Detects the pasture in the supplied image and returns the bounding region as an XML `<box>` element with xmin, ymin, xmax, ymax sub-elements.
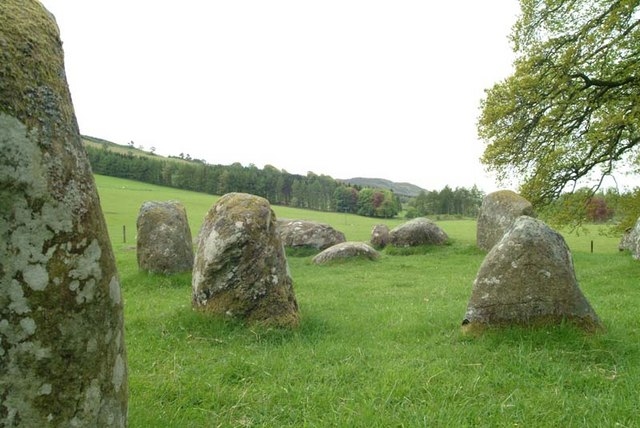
<box><xmin>94</xmin><ymin>174</ymin><xmax>640</xmax><ymax>427</ymax></box>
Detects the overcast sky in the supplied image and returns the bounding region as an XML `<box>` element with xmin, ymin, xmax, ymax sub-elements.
<box><xmin>39</xmin><ymin>1</ymin><xmax>521</xmax><ymax>192</ymax></box>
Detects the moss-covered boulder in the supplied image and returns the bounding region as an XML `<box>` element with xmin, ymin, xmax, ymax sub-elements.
<box><xmin>0</xmin><ymin>2</ymin><xmax>127</xmax><ymax>426</ymax></box>
<box><xmin>463</xmin><ymin>216</ymin><xmax>601</xmax><ymax>333</ymax></box>
<box><xmin>476</xmin><ymin>190</ymin><xmax>535</xmax><ymax>251</ymax></box>
<box><xmin>389</xmin><ymin>218</ymin><xmax>448</xmax><ymax>247</ymax></box>
<box><xmin>312</xmin><ymin>242</ymin><xmax>380</xmax><ymax>264</ymax></box>
<box><xmin>192</xmin><ymin>193</ymin><xmax>299</xmax><ymax>327</ymax></box>
<box><xmin>276</xmin><ymin>219</ymin><xmax>346</xmax><ymax>250</ymax></box>
<box><xmin>136</xmin><ymin>200</ymin><xmax>194</xmax><ymax>274</ymax></box>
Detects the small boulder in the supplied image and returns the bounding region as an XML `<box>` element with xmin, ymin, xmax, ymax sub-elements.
<box><xmin>136</xmin><ymin>200</ymin><xmax>194</xmax><ymax>274</ymax></box>
<box><xmin>277</xmin><ymin>219</ymin><xmax>346</xmax><ymax>250</ymax></box>
<box><xmin>463</xmin><ymin>216</ymin><xmax>601</xmax><ymax>332</ymax></box>
<box><xmin>389</xmin><ymin>218</ymin><xmax>448</xmax><ymax>247</ymax></box>
<box><xmin>312</xmin><ymin>242</ymin><xmax>380</xmax><ymax>264</ymax></box>
<box><xmin>192</xmin><ymin>193</ymin><xmax>299</xmax><ymax>327</ymax></box>
<box><xmin>370</xmin><ymin>224</ymin><xmax>390</xmax><ymax>249</ymax></box>
<box><xmin>476</xmin><ymin>190</ymin><xmax>535</xmax><ymax>251</ymax></box>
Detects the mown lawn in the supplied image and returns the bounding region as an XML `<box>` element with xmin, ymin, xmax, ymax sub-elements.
<box><xmin>95</xmin><ymin>174</ymin><xmax>640</xmax><ymax>427</ymax></box>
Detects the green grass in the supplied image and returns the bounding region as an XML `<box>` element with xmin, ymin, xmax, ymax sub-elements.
<box><xmin>94</xmin><ymin>175</ymin><xmax>640</xmax><ymax>427</ymax></box>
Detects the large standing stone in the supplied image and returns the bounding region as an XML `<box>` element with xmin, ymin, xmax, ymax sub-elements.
<box><xmin>0</xmin><ymin>2</ymin><xmax>127</xmax><ymax>426</ymax></box>
<box><xmin>192</xmin><ymin>193</ymin><xmax>299</xmax><ymax>327</ymax></box>
<box><xmin>389</xmin><ymin>218</ymin><xmax>448</xmax><ymax>247</ymax></box>
<box><xmin>463</xmin><ymin>216</ymin><xmax>601</xmax><ymax>332</ymax></box>
<box><xmin>476</xmin><ymin>190</ymin><xmax>535</xmax><ymax>251</ymax></box>
<box><xmin>276</xmin><ymin>219</ymin><xmax>346</xmax><ymax>250</ymax></box>
<box><xmin>136</xmin><ymin>200</ymin><xmax>194</xmax><ymax>274</ymax></box>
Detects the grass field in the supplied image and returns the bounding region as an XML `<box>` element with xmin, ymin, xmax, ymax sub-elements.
<box><xmin>94</xmin><ymin>174</ymin><xmax>640</xmax><ymax>427</ymax></box>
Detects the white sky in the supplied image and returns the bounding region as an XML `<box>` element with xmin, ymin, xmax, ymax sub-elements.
<box><xmin>39</xmin><ymin>1</ymin><xmax>521</xmax><ymax>192</ymax></box>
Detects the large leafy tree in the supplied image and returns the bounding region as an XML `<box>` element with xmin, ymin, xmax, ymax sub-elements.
<box><xmin>479</xmin><ymin>0</ymin><xmax>640</xmax><ymax>207</ymax></box>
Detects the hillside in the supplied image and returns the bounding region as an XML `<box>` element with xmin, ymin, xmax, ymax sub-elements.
<box><xmin>340</xmin><ymin>177</ymin><xmax>426</xmax><ymax>197</ymax></box>
<box><xmin>82</xmin><ymin>135</ymin><xmax>427</xmax><ymax>197</ymax></box>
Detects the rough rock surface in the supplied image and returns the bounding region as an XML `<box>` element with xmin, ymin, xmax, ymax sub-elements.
<box><xmin>276</xmin><ymin>219</ymin><xmax>346</xmax><ymax>250</ymax></box>
<box><xmin>632</xmin><ymin>218</ymin><xmax>640</xmax><ymax>260</ymax></box>
<box><xmin>136</xmin><ymin>200</ymin><xmax>194</xmax><ymax>274</ymax></box>
<box><xmin>370</xmin><ymin>224</ymin><xmax>390</xmax><ymax>249</ymax></box>
<box><xmin>312</xmin><ymin>242</ymin><xmax>380</xmax><ymax>264</ymax></box>
<box><xmin>463</xmin><ymin>216</ymin><xmax>601</xmax><ymax>332</ymax></box>
<box><xmin>192</xmin><ymin>193</ymin><xmax>299</xmax><ymax>327</ymax></box>
<box><xmin>618</xmin><ymin>227</ymin><xmax>635</xmax><ymax>252</ymax></box>
<box><xmin>0</xmin><ymin>2</ymin><xmax>127</xmax><ymax>425</ymax></box>
<box><xmin>477</xmin><ymin>190</ymin><xmax>535</xmax><ymax>251</ymax></box>
<box><xmin>389</xmin><ymin>218</ymin><xmax>448</xmax><ymax>247</ymax></box>
<box><xmin>619</xmin><ymin>217</ymin><xmax>640</xmax><ymax>258</ymax></box>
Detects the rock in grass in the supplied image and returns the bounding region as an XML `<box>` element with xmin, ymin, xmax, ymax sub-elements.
<box><xmin>276</xmin><ymin>219</ymin><xmax>346</xmax><ymax>250</ymax></box>
<box><xmin>192</xmin><ymin>193</ymin><xmax>299</xmax><ymax>327</ymax></box>
<box><xmin>476</xmin><ymin>190</ymin><xmax>535</xmax><ymax>251</ymax></box>
<box><xmin>312</xmin><ymin>242</ymin><xmax>380</xmax><ymax>264</ymax></box>
<box><xmin>463</xmin><ymin>216</ymin><xmax>601</xmax><ymax>332</ymax></box>
<box><xmin>370</xmin><ymin>224</ymin><xmax>390</xmax><ymax>249</ymax></box>
<box><xmin>0</xmin><ymin>2</ymin><xmax>127</xmax><ymax>425</ymax></box>
<box><xmin>389</xmin><ymin>218</ymin><xmax>448</xmax><ymax>247</ymax></box>
<box><xmin>136</xmin><ymin>200</ymin><xmax>194</xmax><ymax>274</ymax></box>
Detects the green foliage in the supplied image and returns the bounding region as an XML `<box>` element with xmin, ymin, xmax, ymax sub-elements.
<box><xmin>95</xmin><ymin>175</ymin><xmax>640</xmax><ymax>426</ymax></box>
<box><xmin>407</xmin><ymin>185</ymin><xmax>485</xmax><ymax>218</ymax></box>
<box><xmin>479</xmin><ymin>0</ymin><xmax>640</xmax><ymax>207</ymax></box>
<box><xmin>356</xmin><ymin>188</ymin><xmax>400</xmax><ymax>218</ymax></box>
<box><xmin>86</xmin><ymin>141</ymin><xmax>404</xmax><ymax>219</ymax></box>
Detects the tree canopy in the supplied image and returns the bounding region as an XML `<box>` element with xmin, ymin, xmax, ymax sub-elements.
<box><xmin>479</xmin><ymin>0</ymin><xmax>640</xmax><ymax>207</ymax></box>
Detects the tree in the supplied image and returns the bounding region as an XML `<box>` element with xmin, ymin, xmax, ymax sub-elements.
<box><xmin>479</xmin><ymin>0</ymin><xmax>640</xmax><ymax>207</ymax></box>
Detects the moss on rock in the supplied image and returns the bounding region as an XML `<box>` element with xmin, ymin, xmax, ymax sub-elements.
<box><xmin>1</xmin><ymin>2</ymin><xmax>127</xmax><ymax>425</ymax></box>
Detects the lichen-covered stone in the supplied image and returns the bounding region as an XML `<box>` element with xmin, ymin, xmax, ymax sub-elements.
<box><xmin>463</xmin><ymin>216</ymin><xmax>601</xmax><ymax>333</ymax></box>
<box><xmin>370</xmin><ymin>224</ymin><xmax>390</xmax><ymax>249</ymax></box>
<box><xmin>136</xmin><ymin>200</ymin><xmax>194</xmax><ymax>274</ymax></box>
<box><xmin>389</xmin><ymin>218</ymin><xmax>448</xmax><ymax>247</ymax></box>
<box><xmin>312</xmin><ymin>242</ymin><xmax>380</xmax><ymax>264</ymax></box>
<box><xmin>476</xmin><ymin>190</ymin><xmax>535</xmax><ymax>251</ymax></box>
<box><xmin>192</xmin><ymin>193</ymin><xmax>299</xmax><ymax>327</ymax></box>
<box><xmin>276</xmin><ymin>219</ymin><xmax>346</xmax><ymax>250</ymax></box>
<box><xmin>0</xmin><ymin>2</ymin><xmax>127</xmax><ymax>426</ymax></box>
<box><xmin>619</xmin><ymin>217</ymin><xmax>640</xmax><ymax>258</ymax></box>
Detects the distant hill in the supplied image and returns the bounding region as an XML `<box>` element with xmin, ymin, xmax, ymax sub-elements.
<box><xmin>340</xmin><ymin>177</ymin><xmax>426</xmax><ymax>197</ymax></box>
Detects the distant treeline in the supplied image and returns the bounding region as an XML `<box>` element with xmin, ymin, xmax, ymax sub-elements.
<box><xmin>85</xmin><ymin>144</ymin><xmax>401</xmax><ymax>217</ymax></box>
<box><xmin>85</xmin><ymin>143</ymin><xmax>488</xmax><ymax>218</ymax></box>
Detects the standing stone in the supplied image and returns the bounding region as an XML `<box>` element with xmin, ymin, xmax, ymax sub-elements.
<box><xmin>389</xmin><ymin>218</ymin><xmax>448</xmax><ymax>247</ymax></box>
<box><xmin>0</xmin><ymin>2</ymin><xmax>127</xmax><ymax>426</ymax></box>
<box><xmin>463</xmin><ymin>216</ymin><xmax>601</xmax><ymax>332</ymax></box>
<box><xmin>192</xmin><ymin>193</ymin><xmax>299</xmax><ymax>327</ymax></box>
<box><xmin>136</xmin><ymin>200</ymin><xmax>194</xmax><ymax>274</ymax></box>
<box><xmin>370</xmin><ymin>224</ymin><xmax>390</xmax><ymax>249</ymax></box>
<box><xmin>620</xmin><ymin>217</ymin><xmax>640</xmax><ymax>259</ymax></box>
<box><xmin>476</xmin><ymin>190</ymin><xmax>535</xmax><ymax>251</ymax></box>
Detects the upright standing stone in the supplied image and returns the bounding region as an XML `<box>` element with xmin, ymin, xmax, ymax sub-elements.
<box><xmin>463</xmin><ymin>216</ymin><xmax>601</xmax><ymax>332</ymax></box>
<box><xmin>136</xmin><ymin>200</ymin><xmax>194</xmax><ymax>274</ymax></box>
<box><xmin>1</xmin><ymin>2</ymin><xmax>127</xmax><ymax>426</ymax></box>
<box><xmin>192</xmin><ymin>193</ymin><xmax>299</xmax><ymax>327</ymax></box>
<box><xmin>476</xmin><ymin>190</ymin><xmax>535</xmax><ymax>251</ymax></box>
